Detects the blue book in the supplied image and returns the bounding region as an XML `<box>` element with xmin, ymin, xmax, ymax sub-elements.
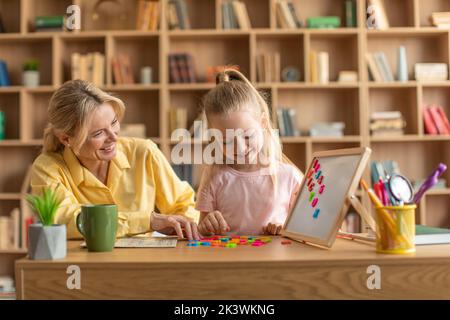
<box><xmin>0</xmin><ymin>60</ymin><xmax>11</xmax><ymax>86</ymax></box>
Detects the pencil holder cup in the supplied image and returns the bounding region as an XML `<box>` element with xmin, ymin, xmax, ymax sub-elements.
<box><xmin>375</xmin><ymin>205</ymin><xmax>416</xmax><ymax>254</ymax></box>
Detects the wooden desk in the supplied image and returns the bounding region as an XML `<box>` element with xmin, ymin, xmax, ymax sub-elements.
<box><xmin>15</xmin><ymin>237</ymin><xmax>450</xmax><ymax>299</ymax></box>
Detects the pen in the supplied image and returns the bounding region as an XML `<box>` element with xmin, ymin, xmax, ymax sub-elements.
<box><xmin>413</xmin><ymin>163</ymin><xmax>447</xmax><ymax>204</ymax></box>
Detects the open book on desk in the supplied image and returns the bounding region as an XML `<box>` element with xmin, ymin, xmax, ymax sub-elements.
<box><xmin>81</xmin><ymin>232</ymin><xmax>178</xmax><ymax>248</ymax></box>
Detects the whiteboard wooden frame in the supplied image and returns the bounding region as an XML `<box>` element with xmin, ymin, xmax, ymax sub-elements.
<box><xmin>281</xmin><ymin>147</ymin><xmax>372</xmax><ymax>248</ymax></box>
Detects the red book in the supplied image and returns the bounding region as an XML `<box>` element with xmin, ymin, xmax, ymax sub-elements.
<box><xmin>436</xmin><ymin>105</ymin><xmax>450</xmax><ymax>134</ymax></box>
<box><xmin>112</xmin><ymin>57</ymin><xmax>123</xmax><ymax>85</ymax></box>
<box><xmin>429</xmin><ymin>105</ymin><xmax>448</xmax><ymax>134</ymax></box>
<box><xmin>423</xmin><ymin>106</ymin><xmax>438</xmax><ymax>134</ymax></box>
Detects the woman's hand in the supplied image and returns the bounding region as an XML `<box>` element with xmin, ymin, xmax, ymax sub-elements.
<box><xmin>198</xmin><ymin>210</ymin><xmax>230</xmax><ymax>236</ymax></box>
<box><xmin>150</xmin><ymin>212</ymin><xmax>200</xmax><ymax>241</ymax></box>
<box><xmin>263</xmin><ymin>223</ymin><xmax>282</xmax><ymax>235</ymax></box>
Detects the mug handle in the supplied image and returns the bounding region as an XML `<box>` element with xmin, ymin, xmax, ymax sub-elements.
<box><xmin>76</xmin><ymin>211</ymin><xmax>85</xmax><ymax>237</ymax></box>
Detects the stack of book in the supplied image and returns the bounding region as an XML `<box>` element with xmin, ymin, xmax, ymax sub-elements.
<box><xmin>310</xmin><ymin>51</ymin><xmax>329</xmax><ymax>84</ymax></box>
<box><xmin>0</xmin><ymin>208</ymin><xmax>20</xmax><ymax>250</ymax></box>
<box><xmin>423</xmin><ymin>105</ymin><xmax>450</xmax><ymax>135</ymax></box>
<box><xmin>366</xmin><ymin>0</ymin><xmax>389</xmax><ymax>29</ymax></box>
<box><xmin>167</xmin><ymin>0</ymin><xmax>190</xmax><ymax>30</ymax></box>
<box><xmin>430</xmin><ymin>12</ymin><xmax>450</xmax><ymax>28</ymax></box>
<box><xmin>370</xmin><ymin>111</ymin><xmax>406</xmax><ymax>136</ymax></box>
<box><xmin>277</xmin><ymin>107</ymin><xmax>300</xmax><ymax>137</ymax></box>
<box><xmin>169</xmin><ymin>108</ymin><xmax>188</xmax><ymax>133</ymax></box>
<box><xmin>306</xmin><ymin>16</ymin><xmax>340</xmax><ymax>29</ymax></box>
<box><xmin>222</xmin><ymin>1</ymin><xmax>251</xmax><ymax>30</ymax></box>
<box><xmin>256</xmin><ymin>53</ymin><xmax>280</xmax><ymax>83</ymax></box>
<box><xmin>0</xmin><ymin>276</ymin><xmax>15</xmax><ymax>300</ymax></box>
<box><xmin>309</xmin><ymin>122</ymin><xmax>345</xmax><ymax>137</ymax></box>
<box><xmin>168</xmin><ymin>53</ymin><xmax>196</xmax><ymax>83</ymax></box>
<box><xmin>0</xmin><ymin>60</ymin><xmax>11</xmax><ymax>86</ymax></box>
<box><xmin>136</xmin><ymin>0</ymin><xmax>160</xmax><ymax>31</ymax></box>
<box><xmin>415</xmin><ymin>63</ymin><xmax>448</xmax><ymax>81</ymax></box>
<box><xmin>370</xmin><ymin>160</ymin><xmax>400</xmax><ymax>185</ymax></box>
<box><xmin>71</xmin><ymin>52</ymin><xmax>105</xmax><ymax>86</ymax></box>
<box><xmin>171</xmin><ymin>164</ymin><xmax>193</xmax><ymax>187</ymax></box>
<box><xmin>35</xmin><ymin>16</ymin><xmax>64</xmax><ymax>32</ymax></box>
<box><xmin>275</xmin><ymin>1</ymin><xmax>302</xmax><ymax>29</ymax></box>
<box><xmin>111</xmin><ymin>54</ymin><xmax>134</xmax><ymax>85</ymax></box>
<box><xmin>366</xmin><ymin>52</ymin><xmax>394</xmax><ymax>82</ymax></box>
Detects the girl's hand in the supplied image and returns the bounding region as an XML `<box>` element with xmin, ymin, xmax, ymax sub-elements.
<box><xmin>198</xmin><ymin>210</ymin><xmax>230</xmax><ymax>236</ymax></box>
<box><xmin>150</xmin><ymin>212</ymin><xmax>200</xmax><ymax>241</ymax></box>
<box><xmin>263</xmin><ymin>223</ymin><xmax>283</xmax><ymax>235</ymax></box>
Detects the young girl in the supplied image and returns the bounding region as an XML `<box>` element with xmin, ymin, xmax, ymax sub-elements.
<box><xmin>196</xmin><ymin>69</ymin><xmax>303</xmax><ymax>236</ymax></box>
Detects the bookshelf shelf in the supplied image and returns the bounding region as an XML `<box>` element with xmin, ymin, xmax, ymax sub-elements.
<box><xmin>0</xmin><ymin>193</ymin><xmax>22</xmax><ymax>200</ymax></box>
<box><xmin>425</xmin><ymin>188</ymin><xmax>450</xmax><ymax>196</ymax></box>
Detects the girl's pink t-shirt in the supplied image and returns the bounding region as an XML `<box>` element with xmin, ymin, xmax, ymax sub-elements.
<box><xmin>196</xmin><ymin>163</ymin><xmax>303</xmax><ymax>235</ymax></box>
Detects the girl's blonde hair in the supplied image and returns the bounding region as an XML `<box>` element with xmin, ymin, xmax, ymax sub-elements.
<box><xmin>43</xmin><ymin>80</ymin><xmax>125</xmax><ymax>154</ymax></box>
<box><xmin>202</xmin><ymin>68</ymin><xmax>282</xmax><ymax>168</ymax></box>
<box><xmin>199</xmin><ymin>69</ymin><xmax>287</xmax><ymax>194</ymax></box>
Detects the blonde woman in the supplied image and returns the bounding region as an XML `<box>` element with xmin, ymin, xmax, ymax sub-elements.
<box><xmin>31</xmin><ymin>80</ymin><xmax>200</xmax><ymax>240</ymax></box>
<box><xmin>196</xmin><ymin>69</ymin><xmax>303</xmax><ymax>236</ymax></box>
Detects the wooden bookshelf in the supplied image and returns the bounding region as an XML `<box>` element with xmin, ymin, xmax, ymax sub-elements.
<box><xmin>2</xmin><ymin>0</ymin><xmax>450</xmax><ymax>280</ymax></box>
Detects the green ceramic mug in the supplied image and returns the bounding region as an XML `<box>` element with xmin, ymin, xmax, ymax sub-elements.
<box><xmin>76</xmin><ymin>204</ymin><xmax>118</xmax><ymax>252</ymax></box>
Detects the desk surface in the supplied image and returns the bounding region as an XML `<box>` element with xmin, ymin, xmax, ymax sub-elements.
<box><xmin>15</xmin><ymin>237</ymin><xmax>450</xmax><ymax>299</ymax></box>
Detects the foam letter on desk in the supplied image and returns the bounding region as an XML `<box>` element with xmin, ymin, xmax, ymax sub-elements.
<box><xmin>66</xmin><ymin>265</ymin><xmax>81</xmax><ymax>290</ymax></box>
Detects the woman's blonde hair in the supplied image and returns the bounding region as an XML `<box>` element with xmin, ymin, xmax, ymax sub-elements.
<box><xmin>43</xmin><ymin>80</ymin><xmax>125</xmax><ymax>154</ymax></box>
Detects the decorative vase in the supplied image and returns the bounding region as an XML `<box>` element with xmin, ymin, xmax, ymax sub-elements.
<box><xmin>22</xmin><ymin>70</ymin><xmax>40</xmax><ymax>87</ymax></box>
<box><xmin>28</xmin><ymin>223</ymin><xmax>66</xmax><ymax>260</ymax></box>
<box><xmin>397</xmin><ymin>46</ymin><xmax>408</xmax><ymax>82</ymax></box>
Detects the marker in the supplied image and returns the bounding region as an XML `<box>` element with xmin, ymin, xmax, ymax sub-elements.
<box><xmin>413</xmin><ymin>163</ymin><xmax>447</xmax><ymax>204</ymax></box>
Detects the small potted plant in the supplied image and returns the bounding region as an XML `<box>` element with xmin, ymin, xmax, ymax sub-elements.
<box><xmin>22</xmin><ymin>59</ymin><xmax>40</xmax><ymax>87</ymax></box>
<box><xmin>26</xmin><ymin>187</ymin><xmax>66</xmax><ymax>260</ymax></box>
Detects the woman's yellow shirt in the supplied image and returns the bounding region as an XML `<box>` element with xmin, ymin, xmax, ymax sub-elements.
<box><xmin>30</xmin><ymin>137</ymin><xmax>199</xmax><ymax>239</ymax></box>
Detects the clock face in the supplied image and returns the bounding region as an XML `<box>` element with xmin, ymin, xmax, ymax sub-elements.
<box><xmin>282</xmin><ymin>67</ymin><xmax>300</xmax><ymax>82</ymax></box>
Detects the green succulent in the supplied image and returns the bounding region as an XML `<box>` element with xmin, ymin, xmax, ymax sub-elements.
<box><xmin>26</xmin><ymin>188</ymin><xmax>62</xmax><ymax>226</ymax></box>
<box><xmin>23</xmin><ymin>59</ymin><xmax>39</xmax><ymax>71</ymax></box>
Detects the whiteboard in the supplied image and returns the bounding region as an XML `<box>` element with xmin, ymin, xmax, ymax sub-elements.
<box><xmin>282</xmin><ymin>147</ymin><xmax>371</xmax><ymax>247</ymax></box>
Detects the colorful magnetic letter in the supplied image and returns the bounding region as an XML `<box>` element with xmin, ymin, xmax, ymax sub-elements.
<box><xmin>313</xmin><ymin>209</ymin><xmax>320</xmax><ymax>219</ymax></box>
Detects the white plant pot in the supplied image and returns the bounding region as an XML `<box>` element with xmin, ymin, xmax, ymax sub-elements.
<box><xmin>22</xmin><ymin>71</ymin><xmax>40</xmax><ymax>87</ymax></box>
<box><xmin>28</xmin><ymin>223</ymin><xmax>66</xmax><ymax>260</ymax></box>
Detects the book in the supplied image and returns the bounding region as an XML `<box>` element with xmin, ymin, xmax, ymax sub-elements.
<box><xmin>35</xmin><ymin>16</ymin><xmax>64</xmax><ymax>29</ymax></box>
<box><xmin>338</xmin><ymin>71</ymin><xmax>358</xmax><ymax>82</ymax></box>
<box><xmin>310</xmin><ymin>122</ymin><xmax>345</xmax><ymax>137</ymax></box>
<box><xmin>232</xmin><ymin>1</ymin><xmax>251</xmax><ymax>30</ymax></box>
<box><xmin>167</xmin><ymin>0</ymin><xmax>180</xmax><ymax>29</ymax></box>
<box><xmin>169</xmin><ymin>108</ymin><xmax>188</xmax><ymax>133</ymax></box>
<box><xmin>317</xmin><ymin>51</ymin><xmax>329</xmax><ymax>84</ymax></box>
<box><xmin>366</xmin><ymin>53</ymin><xmax>383</xmax><ymax>82</ymax></box>
<box><xmin>415</xmin><ymin>63</ymin><xmax>448</xmax><ymax>81</ymax></box>
<box><xmin>222</xmin><ymin>3</ymin><xmax>231</xmax><ymax>29</ymax></box>
<box><xmin>309</xmin><ymin>51</ymin><xmax>318</xmax><ymax>82</ymax></box>
<box><xmin>279</xmin><ymin>1</ymin><xmax>296</xmax><ymax>29</ymax></box>
<box><xmin>428</xmin><ymin>105</ymin><xmax>449</xmax><ymax>134</ymax></box>
<box><xmin>287</xmin><ymin>2</ymin><xmax>302</xmax><ymax>28</ymax></box>
<box><xmin>423</xmin><ymin>106</ymin><xmax>438</xmax><ymax>135</ymax></box>
<box><xmin>377</xmin><ymin>52</ymin><xmax>394</xmax><ymax>81</ymax></box>
<box><xmin>367</xmin><ymin>0</ymin><xmax>389</xmax><ymax>29</ymax></box>
<box><xmin>345</xmin><ymin>0</ymin><xmax>357</xmax><ymax>28</ymax></box>
<box><xmin>415</xmin><ymin>225</ymin><xmax>450</xmax><ymax>245</ymax></box>
<box><xmin>0</xmin><ymin>60</ymin><xmax>11</xmax><ymax>86</ymax></box>
<box><xmin>436</xmin><ymin>105</ymin><xmax>450</xmax><ymax>133</ymax></box>
<box><xmin>307</xmin><ymin>16</ymin><xmax>341</xmax><ymax>29</ymax></box>
<box><xmin>0</xmin><ymin>12</ymin><xmax>5</xmax><ymax>33</ymax></box>
<box><xmin>277</xmin><ymin>109</ymin><xmax>286</xmax><ymax>137</ymax></box>
<box><xmin>256</xmin><ymin>53</ymin><xmax>280</xmax><ymax>83</ymax></box>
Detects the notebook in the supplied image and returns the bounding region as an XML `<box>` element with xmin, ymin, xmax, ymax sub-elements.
<box><xmin>81</xmin><ymin>234</ymin><xmax>178</xmax><ymax>248</ymax></box>
<box><xmin>415</xmin><ymin>225</ymin><xmax>450</xmax><ymax>245</ymax></box>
